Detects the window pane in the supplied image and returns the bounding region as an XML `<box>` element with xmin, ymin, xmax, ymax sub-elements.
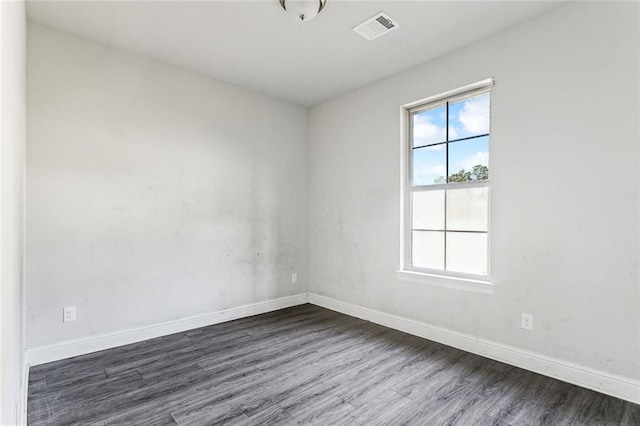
<box><xmin>446</xmin><ymin>232</ymin><xmax>487</xmax><ymax>275</ymax></box>
<box><xmin>448</xmin><ymin>136</ymin><xmax>489</xmax><ymax>182</ymax></box>
<box><xmin>412</xmin><ymin>190</ymin><xmax>445</xmax><ymax>230</ymax></box>
<box><xmin>413</xmin><ymin>145</ymin><xmax>446</xmax><ymax>186</ymax></box>
<box><xmin>412</xmin><ymin>231</ymin><xmax>444</xmax><ymax>270</ymax></box>
<box><xmin>446</xmin><ymin>187</ymin><xmax>488</xmax><ymax>232</ymax></box>
<box><xmin>413</xmin><ymin>105</ymin><xmax>446</xmax><ymax>147</ymax></box>
<box><xmin>448</xmin><ymin>92</ymin><xmax>490</xmax><ymax>141</ymax></box>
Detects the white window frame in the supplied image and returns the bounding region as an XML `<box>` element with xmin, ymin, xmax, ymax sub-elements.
<box><xmin>397</xmin><ymin>78</ymin><xmax>495</xmax><ymax>295</ymax></box>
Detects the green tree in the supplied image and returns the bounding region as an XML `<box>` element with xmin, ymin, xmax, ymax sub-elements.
<box><xmin>448</xmin><ymin>169</ymin><xmax>472</xmax><ymax>182</ymax></box>
<box><xmin>472</xmin><ymin>165</ymin><xmax>489</xmax><ymax>181</ymax></box>
<box><xmin>446</xmin><ymin>165</ymin><xmax>489</xmax><ymax>183</ymax></box>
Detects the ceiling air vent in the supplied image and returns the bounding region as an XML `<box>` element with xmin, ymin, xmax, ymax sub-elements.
<box><xmin>353</xmin><ymin>12</ymin><xmax>399</xmax><ymax>41</ymax></box>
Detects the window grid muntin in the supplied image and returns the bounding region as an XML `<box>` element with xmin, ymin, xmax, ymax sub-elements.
<box><xmin>413</xmin><ymin>133</ymin><xmax>490</xmax><ymax>151</ymax></box>
<box><xmin>444</xmin><ymin>101</ymin><xmax>449</xmax><ymax>262</ymax></box>
<box><xmin>407</xmin><ymin>87</ymin><xmax>490</xmax><ymax>277</ymax></box>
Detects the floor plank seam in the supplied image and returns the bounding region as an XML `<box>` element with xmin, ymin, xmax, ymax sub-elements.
<box><xmin>345</xmin><ymin>399</ymin><xmax>357</xmax><ymax>410</ymax></box>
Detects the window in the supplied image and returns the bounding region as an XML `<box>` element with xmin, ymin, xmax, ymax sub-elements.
<box><xmin>401</xmin><ymin>79</ymin><xmax>493</xmax><ymax>283</ymax></box>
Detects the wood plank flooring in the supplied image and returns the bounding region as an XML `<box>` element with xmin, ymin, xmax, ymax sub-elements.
<box><xmin>28</xmin><ymin>304</ymin><xmax>640</xmax><ymax>425</ymax></box>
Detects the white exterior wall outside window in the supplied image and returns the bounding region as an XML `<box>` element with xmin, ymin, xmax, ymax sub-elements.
<box><xmin>399</xmin><ymin>79</ymin><xmax>494</xmax><ymax>290</ymax></box>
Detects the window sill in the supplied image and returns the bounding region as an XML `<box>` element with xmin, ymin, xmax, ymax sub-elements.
<box><xmin>395</xmin><ymin>270</ymin><xmax>495</xmax><ymax>295</ymax></box>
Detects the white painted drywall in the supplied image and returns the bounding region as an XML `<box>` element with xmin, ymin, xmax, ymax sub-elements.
<box><xmin>1</xmin><ymin>0</ymin><xmax>26</xmax><ymax>423</ymax></box>
<box><xmin>309</xmin><ymin>2</ymin><xmax>640</xmax><ymax>380</ymax></box>
<box><xmin>26</xmin><ymin>24</ymin><xmax>308</xmax><ymax>349</ymax></box>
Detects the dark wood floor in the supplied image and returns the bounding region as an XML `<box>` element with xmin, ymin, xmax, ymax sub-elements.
<box><xmin>28</xmin><ymin>304</ymin><xmax>639</xmax><ymax>425</ymax></box>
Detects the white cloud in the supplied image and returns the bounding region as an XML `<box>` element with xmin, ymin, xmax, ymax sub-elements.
<box><xmin>459</xmin><ymin>95</ymin><xmax>490</xmax><ymax>135</ymax></box>
<box><xmin>414</xmin><ymin>115</ymin><xmax>446</xmax><ymax>146</ymax></box>
<box><xmin>413</xmin><ymin>164</ymin><xmax>446</xmax><ymax>184</ymax></box>
<box><xmin>448</xmin><ymin>126</ymin><xmax>459</xmax><ymax>140</ymax></box>
<box><xmin>454</xmin><ymin>151</ymin><xmax>489</xmax><ymax>171</ymax></box>
<box><xmin>431</xmin><ymin>165</ymin><xmax>445</xmax><ymax>174</ymax></box>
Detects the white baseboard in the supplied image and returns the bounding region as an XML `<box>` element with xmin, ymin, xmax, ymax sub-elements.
<box><xmin>308</xmin><ymin>293</ymin><xmax>640</xmax><ymax>405</ymax></box>
<box><xmin>18</xmin><ymin>360</ymin><xmax>29</xmax><ymax>426</ymax></box>
<box><xmin>22</xmin><ymin>291</ymin><xmax>640</xmax><ymax>405</ymax></box>
<box><xmin>25</xmin><ymin>293</ymin><xmax>309</xmax><ymax>366</ymax></box>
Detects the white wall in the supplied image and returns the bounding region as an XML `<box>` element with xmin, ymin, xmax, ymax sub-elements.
<box><xmin>1</xmin><ymin>0</ymin><xmax>26</xmax><ymax>423</ymax></box>
<box><xmin>309</xmin><ymin>2</ymin><xmax>640</xmax><ymax>381</ymax></box>
<box><xmin>26</xmin><ymin>24</ymin><xmax>308</xmax><ymax>349</ymax></box>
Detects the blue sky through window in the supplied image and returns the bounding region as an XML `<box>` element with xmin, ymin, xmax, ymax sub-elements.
<box><xmin>413</xmin><ymin>104</ymin><xmax>446</xmax><ymax>147</ymax></box>
<box><xmin>449</xmin><ymin>92</ymin><xmax>490</xmax><ymax>140</ymax></box>
<box><xmin>412</xmin><ymin>92</ymin><xmax>490</xmax><ymax>186</ymax></box>
<box><xmin>413</xmin><ymin>144</ymin><xmax>446</xmax><ymax>185</ymax></box>
<box><xmin>448</xmin><ymin>136</ymin><xmax>489</xmax><ymax>176</ymax></box>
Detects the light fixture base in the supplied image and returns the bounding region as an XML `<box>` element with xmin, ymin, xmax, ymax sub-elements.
<box><xmin>279</xmin><ymin>0</ymin><xmax>327</xmax><ymax>22</ymax></box>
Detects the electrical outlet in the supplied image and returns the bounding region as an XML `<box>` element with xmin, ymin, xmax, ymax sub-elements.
<box><xmin>521</xmin><ymin>313</ymin><xmax>533</xmax><ymax>331</ymax></box>
<box><xmin>63</xmin><ymin>306</ymin><xmax>76</xmax><ymax>322</ymax></box>
<box><xmin>291</xmin><ymin>273</ymin><xmax>298</xmax><ymax>284</ymax></box>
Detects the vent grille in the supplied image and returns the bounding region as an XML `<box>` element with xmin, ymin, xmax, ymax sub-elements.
<box><xmin>353</xmin><ymin>12</ymin><xmax>399</xmax><ymax>41</ymax></box>
<box><xmin>376</xmin><ymin>16</ymin><xmax>394</xmax><ymax>30</ymax></box>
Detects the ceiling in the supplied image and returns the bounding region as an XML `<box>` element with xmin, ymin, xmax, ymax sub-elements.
<box><xmin>26</xmin><ymin>1</ymin><xmax>567</xmax><ymax>106</ymax></box>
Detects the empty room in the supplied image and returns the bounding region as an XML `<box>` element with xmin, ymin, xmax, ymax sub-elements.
<box><xmin>1</xmin><ymin>0</ymin><xmax>639</xmax><ymax>424</ymax></box>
